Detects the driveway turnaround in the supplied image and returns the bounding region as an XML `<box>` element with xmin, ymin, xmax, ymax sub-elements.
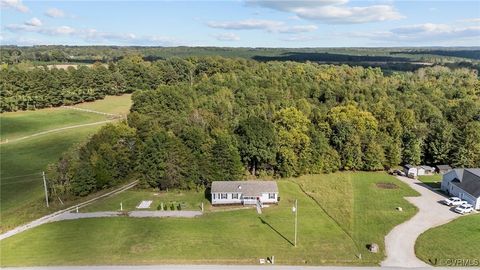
<box><xmin>381</xmin><ymin>176</ymin><xmax>462</xmax><ymax>267</ymax></box>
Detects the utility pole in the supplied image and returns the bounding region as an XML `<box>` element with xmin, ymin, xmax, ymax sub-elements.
<box><xmin>42</xmin><ymin>171</ymin><xmax>49</xmax><ymax>207</ymax></box>
<box><xmin>293</xmin><ymin>199</ymin><xmax>298</xmax><ymax>247</ymax></box>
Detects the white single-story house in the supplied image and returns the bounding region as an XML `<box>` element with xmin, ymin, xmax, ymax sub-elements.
<box><xmin>441</xmin><ymin>168</ymin><xmax>480</xmax><ymax>210</ymax></box>
<box><xmin>404</xmin><ymin>164</ymin><xmax>418</xmax><ymax>178</ymax></box>
<box><xmin>211</xmin><ymin>181</ymin><xmax>279</xmax><ymax>206</ymax></box>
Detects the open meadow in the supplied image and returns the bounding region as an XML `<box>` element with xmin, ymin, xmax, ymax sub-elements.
<box><xmin>294</xmin><ymin>172</ymin><xmax>420</xmax><ymax>263</ymax></box>
<box><xmin>0</xmin><ymin>95</ymin><xmax>132</xmax><ymax>232</ymax></box>
<box><xmin>0</xmin><ymin>172</ymin><xmax>419</xmax><ymax>266</ymax></box>
<box><xmin>415</xmin><ymin>214</ymin><xmax>480</xmax><ymax>266</ymax></box>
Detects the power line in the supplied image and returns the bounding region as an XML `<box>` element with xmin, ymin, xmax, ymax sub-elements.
<box><xmin>0</xmin><ymin>178</ymin><xmax>41</xmax><ymax>185</ymax></box>
<box><xmin>1</xmin><ymin>173</ymin><xmax>41</xmax><ymax>180</ymax></box>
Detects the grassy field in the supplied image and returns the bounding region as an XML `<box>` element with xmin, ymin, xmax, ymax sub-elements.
<box><xmin>81</xmin><ymin>189</ymin><xmax>208</xmax><ymax>212</ymax></box>
<box><xmin>0</xmin><ymin>95</ymin><xmax>132</xmax><ymax>232</ymax></box>
<box><xmin>0</xmin><ymin>109</ymin><xmax>106</xmax><ymax>142</ymax></box>
<box><xmin>0</xmin><ymin>172</ymin><xmax>419</xmax><ymax>266</ymax></box>
<box><xmin>72</xmin><ymin>94</ymin><xmax>132</xmax><ymax>115</ymax></box>
<box><xmin>0</xmin><ymin>181</ymin><xmax>364</xmax><ymax>266</ymax></box>
<box><xmin>416</xmin><ymin>214</ymin><xmax>480</xmax><ymax>266</ymax></box>
<box><xmin>418</xmin><ymin>174</ymin><xmax>442</xmax><ymax>189</ymax></box>
<box><xmin>293</xmin><ymin>172</ymin><xmax>420</xmax><ymax>263</ymax></box>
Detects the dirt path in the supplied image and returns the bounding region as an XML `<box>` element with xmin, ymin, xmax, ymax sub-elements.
<box><xmin>0</xmin><ymin>120</ymin><xmax>117</xmax><ymax>145</ymax></box>
<box><xmin>0</xmin><ymin>181</ymin><xmax>138</xmax><ymax>241</ymax></box>
<box><xmin>381</xmin><ymin>176</ymin><xmax>462</xmax><ymax>267</ymax></box>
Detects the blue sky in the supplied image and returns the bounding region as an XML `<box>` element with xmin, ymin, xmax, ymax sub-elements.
<box><xmin>1</xmin><ymin>0</ymin><xmax>479</xmax><ymax>47</ymax></box>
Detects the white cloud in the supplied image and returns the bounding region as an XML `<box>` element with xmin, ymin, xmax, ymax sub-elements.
<box><xmin>213</xmin><ymin>33</ymin><xmax>240</xmax><ymax>41</ymax></box>
<box><xmin>353</xmin><ymin>23</ymin><xmax>480</xmax><ymax>44</ymax></box>
<box><xmin>4</xmin><ymin>23</ymin><xmax>179</xmax><ymax>45</ymax></box>
<box><xmin>208</xmin><ymin>19</ymin><xmax>283</xmax><ymax>30</ymax></box>
<box><xmin>458</xmin><ymin>18</ymin><xmax>480</xmax><ymax>23</ymax></box>
<box><xmin>280</xmin><ymin>34</ymin><xmax>318</xmax><ymax>42</ymax></box>
<box><xmin>247</xmin><ymin>0</ymin><xmax>403</xmax><ymax>24</ymax></box>
<box><xmin>207</xmin><ymin>19</ymin><xmax>317</xmax><ymax>33</ymax></box>
<box><xmin>25</xmin><ymin>17</ymin><xmax>42</xmax><ymax>27</ymax></box>
<box><xmin>45</xmin><ymin>8</ymin><xmax>65</xmax><ymax>18</ymax></box>
<box><xmin>0</xmin><ymin>0</ymin><xmax>29</xmax><ymax>13</ymax></box>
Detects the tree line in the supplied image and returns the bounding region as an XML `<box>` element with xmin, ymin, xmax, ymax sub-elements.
<box><xmin>25</xmin><ymin>56</ymin><xmax>479</xmax><ymax>200</ymax></box>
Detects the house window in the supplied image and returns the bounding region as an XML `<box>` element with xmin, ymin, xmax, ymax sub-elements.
<box><xmin>269</xmin><ymin>193</ymin><xmax>276</xmax><ymax>199</ymax></box>
<box><xmin>213</xmin><ymin>193</ymin><xmax>216</xmax><ymax>200</ymax></box>
<box><xmin>221</xmin><ymin>193</ymin><xmax>227</xmax><ymax>199</ymax></box>
<box><xmin>232</xmin><ymin>193</ymin><xmax>239</xmax><ymax>199</ymax></box>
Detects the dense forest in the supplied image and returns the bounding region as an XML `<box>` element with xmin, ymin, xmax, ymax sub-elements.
<box><xmin>2</xmin><ymin>46</ymin><xmax>479</xmax><ymax>72</ymax></box>
<box><xmin>3</xmin><ymin>55</ymin><xmax>478</xmax><ymax>199</ymax></box>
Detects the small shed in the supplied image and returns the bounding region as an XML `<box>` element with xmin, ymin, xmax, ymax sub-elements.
<box><xmin>436</xmin><ymin>165</ymin><xmax>452</xmax><ymax>174</ymax></box>
<box><xmin>404</xmin><ymin>164</ymin><xmax>418</xmax><ymax>178</ymax></box>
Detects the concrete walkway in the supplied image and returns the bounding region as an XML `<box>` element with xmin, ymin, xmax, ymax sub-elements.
<box><xmin>51</xmin><ymin>210</ymin><xmax>202</xmax><ymax>221</ymax></box>
<box><xmin>381</xmin><ymin>176</ymin><xmax>462</xmax><ymax>267</ymax></box>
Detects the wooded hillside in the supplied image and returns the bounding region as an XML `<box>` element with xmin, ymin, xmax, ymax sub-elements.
<box><xmin>15</xmin><ymin>56</ymin><xmax>476</xmax><ymax>198</ymax></box>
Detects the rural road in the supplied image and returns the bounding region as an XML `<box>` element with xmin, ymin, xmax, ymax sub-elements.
<box><xmin>0</xmin><ymin>181</ymin><xmax>138</xmax><ymax>241</ymax></box>
<box><xmin>381</xmin><ymin>176</ymin><xmax>462</xmax><ymax>267</ymax></box>
<box><xmin>1</xmin><ymin>265</ymin><xmax>475</xmax><ymax>270</ymax></box>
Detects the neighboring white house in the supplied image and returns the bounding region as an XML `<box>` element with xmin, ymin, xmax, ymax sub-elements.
<box><xmin>211</xmin><ymin>181</ymin><xmax>279</xmax><ymax>206</ymax></box>
<box><xmin>420</xmin><ymin>165</ymin><xmax>435</xmax><ymax>175</ymax></box>
<box><xmin>404</xmin><ymin>164</ymin><xmax>418</xmax><ymax>178</ymax></box>
<box><xmin>441</xmin><ymin>168</ymin><xmax>480</xmax><ymax>210</ymax></box>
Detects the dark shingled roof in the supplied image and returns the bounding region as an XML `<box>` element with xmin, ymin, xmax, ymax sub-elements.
<box><xmin>211</xmin><ymin>181</ymin><xmax>278</xmax><ymax>197</ymax></box>
<box><xmin>436</xmin><ymin>165</ymin><xmax>452</xmax><ymax>171</ymax></box>
<box><xmin>451</xmin><ymin>169</ymin><xmax>480</xmax><ymax>198</ymax></box>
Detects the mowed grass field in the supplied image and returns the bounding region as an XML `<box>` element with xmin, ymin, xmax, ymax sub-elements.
<box><xmin>0</xmin><ymin>95</ymin><xmax>132</xmax><ymax>232</ymax></box>
<box><xmin>415</xmin><ymin>214</ymin><xmax>480</xmax><ymax>266</ymax></box>
<box><xmin>0</xmin><ymin>181</ymin><xmax>361</xmax><ymax>266</ymax></box>
<box><xmin>0</xmin><ymin>172</ymin><xmax>419</xmax><ymax>266</ymax></box>
<box><xmin>294</xmin><ymin>172</ymin><xmax>420</xmax><ymax>263</ymax></box>
<box><xmin>81</xmin><ymin>189</ymin><xmax>208</xmax><ymax>212</ymax></box>
<box><xmin>418</xmin><ymin>174</ymin><xmax>442</xmax><ymax>189</ymax></box>
<box><xmin>0</xmin><ymin>109</ymin><xmax>106</xmax><ymax>142</ymax></box>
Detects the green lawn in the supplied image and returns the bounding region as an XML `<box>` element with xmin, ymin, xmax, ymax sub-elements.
<box><xmin>0</xmin><ymin>94</ymin><xmax>133</xmax><ymax>232</ymax></box>
<box><xmin>73</xmin><ymin>94</ymin><xmax>132</xmax><ymax>115</ymax></box>
<box><xmin>0</xmin><ymin>181</ymin><xmax>364</xmax><ymax>266</ymax></box>
<box><xmin>293</xmin><ymin>172</ymin><xmax>420</xmax><ymax>262</ymax></box>
<box><xmin>416</xmin><ymin>214</ymin><xmax>480</xmax><ymax>266</ymax></box>
<box><xmin>0</xmin><ymin>109</ymin><xmax>106</xmax><ymax>141</ymax></box>
<box><xmin>81</xmin><ymin>189</ymin><xmax>208</xmax><ymax>212</ymax></box>
<box><xmin>0</xmin><ymin>125</ymin><xmax>102</xmax><ymax>232</ymax></box>
<box><xmin>418</xmin><ymin>174</ymin><xmax>442</xmax><ymax>189</ymax></box>
<box><xmin>0</xmin><ymin>172</ymin><xmax>420</xmax><ymax>266</ymax></box>
<box><xmin>0</xmin><ymin>95</ymin><xmax>132</xmax><ymax>142</ymax></box>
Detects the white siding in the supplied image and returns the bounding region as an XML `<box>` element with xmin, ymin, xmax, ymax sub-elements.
<box><xmin>441</xmin><ymin>170</ymin><xmax>457</xmax><ymax>192</ymax></box>
<box><xmin>211</xmin><ymin>192</ymin><xmax>278</xmax><ymax>205</ymax></box>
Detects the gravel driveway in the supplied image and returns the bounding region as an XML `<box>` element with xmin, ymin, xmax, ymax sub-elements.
<box><xmin>381</xmin><ymin>175</ymin><xmax>462</xmax><ymax>267</ymax></box>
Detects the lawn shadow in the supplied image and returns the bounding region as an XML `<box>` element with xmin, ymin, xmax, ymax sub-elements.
<box><xmin>258</xmin><ymin>217</ymin><xmax>294</xmax><ymax>246</ymax></box>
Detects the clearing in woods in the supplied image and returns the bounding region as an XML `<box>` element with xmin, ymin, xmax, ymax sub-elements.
<box><xmin>0</xmin><ymin>95</ymin><xmax>132</xmax><ymax>232</ymax></box>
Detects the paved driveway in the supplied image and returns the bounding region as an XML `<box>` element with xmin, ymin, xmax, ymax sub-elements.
<box><xmin>381</xmin><ymin>176</ymin><xmax>462</xmax><ymax>267</ymax></box>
